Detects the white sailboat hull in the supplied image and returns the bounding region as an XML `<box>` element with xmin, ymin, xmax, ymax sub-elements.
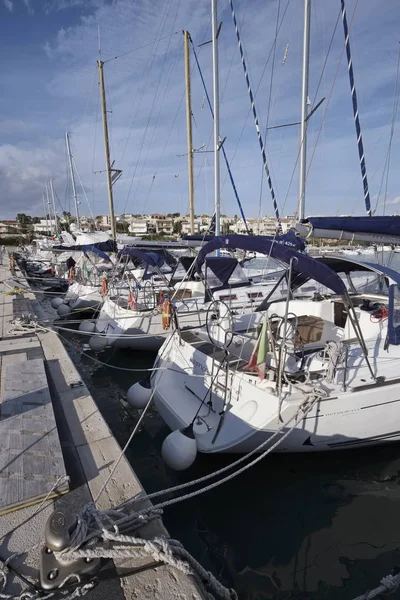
<box><xmin>65</xmin><ymin>282</ymin><xmax>103</xmax><ymax>312</ymax></box>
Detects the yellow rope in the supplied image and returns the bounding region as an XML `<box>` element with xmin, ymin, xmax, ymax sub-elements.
<box><xmin>2</xmin><ymin>287</ymin><xmax>25</xmax><ymax>296</ymax></box>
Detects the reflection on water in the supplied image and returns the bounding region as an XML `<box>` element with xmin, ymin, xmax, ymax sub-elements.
<box><xmin>61</xmin><ymin>337</ymin><xmax>400</xmax><ymax>600</ymax></box>
<box><xmin>58</xmin><ymin>250</ymin><xmax>400</xmax><ymax>599</ymax></box>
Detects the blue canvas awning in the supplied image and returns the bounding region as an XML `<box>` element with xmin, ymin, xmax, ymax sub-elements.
<box><xmin>53</xmin><ymin>240</ymin><xmax>117</xmax><ymax>255</ymax></box>
<box><xmin>205</xmin><ymin>257</ymin><xmax>240</xmax><ymax>286</ymax></box>
<box><xmin>117</xmin><ymin>247</ymin><xmax>164</xmax><ymax>268</ymax></box>
<box><xmin>195</xmin><ymin>235</ymin><xmax>347</xmax><ymax>295</ymax></box>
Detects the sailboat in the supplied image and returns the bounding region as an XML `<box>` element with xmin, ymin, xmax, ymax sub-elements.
<box><xmin>126</xmin><ymin>0</ymin><xmax>400</xmax><ymax>469</ymax></box>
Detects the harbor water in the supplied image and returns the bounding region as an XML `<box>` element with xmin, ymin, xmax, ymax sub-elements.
<box><xmin>57</xmin><ymin>251</ymin><xmax>400</xmax><ymax>600</ymax></box>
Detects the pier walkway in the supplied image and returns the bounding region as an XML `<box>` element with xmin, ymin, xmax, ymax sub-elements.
<box><xmin>0</xmin><ymin>260</ymin><xmax>205</xmax><ymax>599</ymax></box>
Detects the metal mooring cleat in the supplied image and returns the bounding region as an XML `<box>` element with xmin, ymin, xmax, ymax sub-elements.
<box><xmin>40</xmin><ymin>510</ymin><xmax>101</xmax><ymax>590</ymax></box>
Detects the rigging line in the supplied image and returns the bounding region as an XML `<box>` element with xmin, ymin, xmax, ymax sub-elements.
<box><xmin>228</xmin><ymin>0</ymin><xmax>281</xmax><ymax>229</ymax></box>
<box><xmin>141</xmin><ymin>56</ymin><xmax>187</xmax><ymax>212</ymax></box>
<box><xmin>133</xmin><ymin>40</ymin><xmax>182</xmax><ymax>211</ymax></box>
<box><xmin>219</xmin><ymin>0</ymin><xmax>291</xmax><ymax>196</ymax></box>
<box><xmin>300</xmin><ymin>0</ymin><xmax>360</xmax><ymax>214</ymax></box>
<box><xmin>71</xmin><ymin>156</ymin><xmax>97</xmax><ymax>226</ymax></box>
<box><xmin>119</xmin><ymin>0</ymin><xmax>177</xmax><ymax>209</ymax></box>
<box><xmin>103</xmin><ymin>31</ymin><xmax>180</xmax><ymax>63</ymax></box>
<box><xmin>258</xmin><ymin>0</ymin><xmax>281</xmax><ymax>222</ymax></box>
<box><xmin>287</xmin><ymin>9</ymin><xmax>341</xmax><ymax>218</ymax></box>
<box><xmin>122</xmin><ymin>0</ymin><xmax>182</xmax><ymax>215</ymax></box>
<box><xmin>383</xmin><ymin>43</ymin><xmax>400</xmax><ymax>216</ymax></box>
<box><xmin>116</xmin><ymin>0</ymin><xmax>175</xmax><ymax>164</ymax></box>
<box><xmin>219</xmin><ymin>0</ymin><xmax>250</xmax><ymax>107</ymax></box>
<box><xmin>190</xmin><ymin>37</ymin><xmax>249</xmax><ymax>233</ymax></box>
<box><xmin>340</xmin><ymin>0</ymin><xmax>371</xmax><ymax>215</ymax></box>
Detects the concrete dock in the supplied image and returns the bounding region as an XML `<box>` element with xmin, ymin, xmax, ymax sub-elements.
<box><xmin>0</xmin><ymin>260</ymin><xmax>207</xmax><ymax>599</ymax></box>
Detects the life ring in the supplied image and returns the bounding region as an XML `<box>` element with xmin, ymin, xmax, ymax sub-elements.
<box><xmin>101</xmin><ymin>276</ymin><xmax>107</xmax><ymax>296</ymax></box>
<box><xmin>68</xmin><ymin>267</ymin><xmax>74</xmax><ymax>283</ymax></box>
<box><xmin>161</xmin><ymin>297</ymin><xmax>172</xmax><ymax>330</ymax></box>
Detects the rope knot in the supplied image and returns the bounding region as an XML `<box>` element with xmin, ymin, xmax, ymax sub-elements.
<box><xmin>381</xmin><ymin>574</ymin><xmax>399</xmax><ymax>593</ymax></box>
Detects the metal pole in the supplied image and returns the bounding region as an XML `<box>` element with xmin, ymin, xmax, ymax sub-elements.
<box><xmin>45</xmin><ymin>181</ymin><xmax>53</xmax><ymax>236</ymax></box>
<box><xmin>49</xmin><ymin>178</ymin><xmax>58</xmax><ymax>235</ymax></box>
<box><xmin>66</xmin><ymin>132</ymin><xmax>80</xmax><ymax>226</ymax></box>
<box><xmin>211</xmin><ymin>0</ymin><xmax>221</xmax><ymax>238</ymax></box>
<box><xmin>184</xmin><ymin>31</ymin><xmax>195</xmax><ymax>235</ymax></box>
<box><xmin>298</xmin><ymin>0</ymin><xmax>311</xmax><ymax>221</ymax></box>
<box><xmin>42</xmin><ymin>192</ymin><xmax>49</xmax><ymax>236</ymax></box>
<box><xmin>97</xmin><ymin>60</ymin><xmax>117</xmax><ymax>241</ymax></box>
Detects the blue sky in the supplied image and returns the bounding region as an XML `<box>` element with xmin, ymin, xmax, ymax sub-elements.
<box><xmin>0</xmin><ymin>0</ymin><xmax>400</xmax><ymax>220</ymax></box>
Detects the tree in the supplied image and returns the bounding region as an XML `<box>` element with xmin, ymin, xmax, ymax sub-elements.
<box><xmin>173</xmin><ymin>220</ymin><xmax>182</xmax><ymax>234</ymax></box>
<box><xmin>32</xmin><ymin>216</ymin><xmax>41</xmax><ymax>224</ymax></box>
<box><xmin>16</xmin><ymin>214</ymin><xmax>33</xmax><ymax>233</ymax></box>
<box><xmin>116</xmin><ymin>221</ymin><xmax>129</xmax><ymax>233</ymax></box>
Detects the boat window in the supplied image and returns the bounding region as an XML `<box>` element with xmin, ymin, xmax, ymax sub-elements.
<box><xmin>247</xmin><ymin>291</ymin><xmax>263</xmax><ymax>299</ymax></box>
<box><xmin>218</xmin><ymin>294</ymin><xmax>238</xmax><ymax>301</ymax></box>
<box><xmin>346</xmin><ymin>270</ymin><xmax>387</xmax><ymax>295</ymax></box>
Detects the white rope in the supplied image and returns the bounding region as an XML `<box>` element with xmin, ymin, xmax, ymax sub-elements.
<box><xmin>323</xmin><ymin>340</ymin><xmax>343</xmax><ymax>383</ymax></box>
<box><xmin>53</xmin><ymin>505</ymin><xmax>235</xmax><ymax>600</ymax></box>
<box><xmin>352</xmin><ymin>572</ymin><xmax>400</xmax><ymax>600</ymax></box>
<box><xmin>0</xmin><ymin>558</ymin><xmax>96</xmax><ymax>600</ymax></box>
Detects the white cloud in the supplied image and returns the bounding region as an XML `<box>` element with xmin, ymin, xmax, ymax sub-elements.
<box><xmin>23</xmin><ymin>0</ymin><xmax>33</xmax><ymax>13</ymax></box>
<box><xmin>1</xmin><ymin>0</ymin><xmax>400</xmax><ymax>220</ymax></box>
<box><xmin>44</xmin><ymin>0</ymin><xmax>102</xmax><ymax>14</ymax></box>
<box><xmin>3</xmin><ymin>0</ymin><xmax>13</xmax><ymax>11</ymax></box>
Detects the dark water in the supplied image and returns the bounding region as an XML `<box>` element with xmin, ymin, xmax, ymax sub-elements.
<box><xmin>55</xmin><ymin>250</ymin><xmax>400</xmax><ymax>600</ymax></box>
<box><xmin>59</xmin><ymin>332</ymin><xmax>400</xmax><ymax>600</ymax></box>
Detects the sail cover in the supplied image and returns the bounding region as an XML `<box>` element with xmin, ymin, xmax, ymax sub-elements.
<box><xmin>117</xmin><ymin>248</ymin><xmax>164</xmax><ymax>268</ymax></box>
<box><xmin>304</xmin><ymin>216</ymin><xmax>400</xmax><ymax>237</ymax></box>
<box><xmin>195</xmin><ymin>235</ymin><xmax>346</xmax><ymax>295</ymax></box>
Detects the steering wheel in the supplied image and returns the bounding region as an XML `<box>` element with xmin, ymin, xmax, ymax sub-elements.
<box><xmin>206</xmin><ymin>300</ymin><xmax>234</xmax><ymax>348</ymax></box>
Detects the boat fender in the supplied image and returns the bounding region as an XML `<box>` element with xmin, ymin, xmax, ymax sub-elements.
<box><xmin>51</xmin><ymin>297</ymin><xmax>64</xmax><ymax>309</ymax></box>
<box><xmin>88</xmin><ymin>335</ymin><xmax>108</xmax><ymax>352</ymax></box>
<box><xmin>57</xmin><ymin>303</ymin><xmax>72</xmax><ymax>317</ymax></box>
<box><xmin>126</xmin><ymin>379</ymin><xmax>152</xmax><ymax>409</ymax></box>
<box><xmin>79</xmin><ymin>320</ymin><xmax>96</xmax><ymax>333</ymax></box>
<box><xmin>161</xmin><ymin>424</ymin><xmax>198</xmax><ymax>471</ymax></box>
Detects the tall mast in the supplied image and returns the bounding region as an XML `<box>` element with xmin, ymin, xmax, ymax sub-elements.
<box><xmin>45</xmin><ymin>181</ymin><xmax>53</xmax><ymax>236</ymax></box>
<box><xmin>97</xmin><ymin>59</ymin><xmax>117</xmax><ymax>241</ymax></box>
<box><xmin>66</xmin><ymin>132</ymin><xmax>80</xmax><ymax>225</ymax></box>
<box><xmin>49</xmin><ymin>178</ymin><xmax>58</xmax><ymax>235</ymax></box>
<box><xmin>42</xmin><ymin>192</ymin><xmax>49</xmax><ymax>236</ymax></box>
<box><xmin>184</xmin><ymin>31</ymin><xmax>195</xmax><ymax>235</ymax></box>
<box><xmin>298</xmin><ymin>0</ymin><xmax>311</xmax><ymax>221</ymax></box>
<box><xmin>211</xmin><ymin>0</ymin><xmax>221</xmax><ymax>237</ymax></box>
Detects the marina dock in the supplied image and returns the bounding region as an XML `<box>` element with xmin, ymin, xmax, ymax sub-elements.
<box><xmin>0</xmin><ymin>259</ymin><xmax>206</xmax><ymax>599</ymax></box>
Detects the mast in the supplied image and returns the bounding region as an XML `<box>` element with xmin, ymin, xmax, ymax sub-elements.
<box><xmin>211</xmin><ymin>0</ymin><xmax>221</xmax><ymax>237</ymax></box>
<box><xmin>66</xmin><ymin>132</ymin><xmax>80</xmax><ymax>226</ymax></box>
<box><xmin>184</xmin><ymin>31</ymin><xmax>195</xmax><ymax>235</ymax></box>
<box><xmin>45</xmin><ymin>181</ymin><xmax>53</xmax><ymax>236</ymax></box>
<box><xmin>49</xmin><ymin>178</ymin><xmax>58</xmax><ymax>235</ymax></box>
<box><xmin>97</xmin><ymin>59</ymin><xmax>117</xmax><ymax>241</ymax></box>
<box><xmin>298</xmin><ymin>0</ymin><xmax>311</xmax><ymax>221</ymax></box>
<box><xmin>42</xmin><ymin>192</ymin><xmax>49</xmax><ymax>236</ymax></box>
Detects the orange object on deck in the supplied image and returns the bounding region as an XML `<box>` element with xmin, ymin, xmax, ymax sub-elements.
<box><xmin>161</xmin><ymin>297</ymin><xmax>172</xmax><ymax>330</ymax></box>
